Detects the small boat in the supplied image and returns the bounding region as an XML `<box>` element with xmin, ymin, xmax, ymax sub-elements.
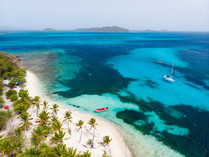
<box><xmin>96</xmin><ymin>107</ymin><xmax>109</xmax><ymax>112</ymax></box>
<box><xmin>4</xmin><ymin>106</ymin><xmax>9</xmax><ymax>109</ymax></box>
<box><xmin>164</xmin><ymin>60</ymin><xmax>175</xmax><ymax>82</ymax></box>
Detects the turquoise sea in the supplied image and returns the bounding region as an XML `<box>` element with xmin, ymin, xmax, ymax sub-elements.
<box><xmin>1</xmin><ymin>31</ymin><xmax>209</xmax><ymax>157</ymax></box>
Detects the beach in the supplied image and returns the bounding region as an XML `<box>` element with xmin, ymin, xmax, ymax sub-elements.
<box><xmin>23</xmin><ymin>70</ymin><xmax>185</xmax><ymax>157</ymax></box>
<box><xmin>24</xmin><ymin>70</ymin><xmax>133</xmax><ymax>157</ymax></box>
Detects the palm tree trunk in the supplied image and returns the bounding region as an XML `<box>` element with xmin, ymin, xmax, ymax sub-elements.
<box><xmin>108</xmin><ymin>145</ymin><xmax>111</xmax><ymax>156</ymax></box>
<box><xmin>68</xmin><ymin>120</ymin><xmax>69</xmax><ymax>129</ymax></box>
<box><xmin>9</xmin><ymin>120</ymin><xmax>11</xmax><ymax>127</ymax></box>
<box><xmin>79</xmin><ymin>127</ymin><xmax>82</xmax><ymax>143</ymax></box>
<box><xmin>37</xmin><ymin>107</ymin><xmax>39</xmax><ymax>116</ymax></box>
<box><xmin>91</xmin><ymin>128</ymin><xmax>95</xmax><ymax>148</ymax></box>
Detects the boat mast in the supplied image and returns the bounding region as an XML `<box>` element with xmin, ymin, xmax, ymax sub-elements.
<box><xmin>170</xmin><ymin>60</ymin><xmax>174</xmax><ymax>77</ymax></box>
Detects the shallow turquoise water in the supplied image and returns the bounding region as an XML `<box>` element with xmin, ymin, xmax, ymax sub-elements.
<box><xmin>1</xmin><ymin>31</ymin><xmax>209</xmax><ymax>157</ymax></box>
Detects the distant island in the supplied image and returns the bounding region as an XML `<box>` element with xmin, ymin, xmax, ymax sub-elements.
<box><xmin>73</xmin><ymin>26</ymin><xmax>130</xmax><ymax>32</ymax></box>
<box><xmin>42</xmin><ymin>26</ymin><xmax>168</xmax><ymax>33</ymax></box>
<box><xmin>43</xmin><ymin>26</ymin><xmax>130</xmax><ymax>32</ymax></box>
<box><xmin>43</xmin><ymin>28</ymin><xmax>58</xmax><ymax>31</ymax></box>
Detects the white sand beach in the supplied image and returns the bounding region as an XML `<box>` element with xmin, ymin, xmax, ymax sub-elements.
<box><xmin>0</xmin><ymin>70</ymin><xmax>185</xmax><ymax>157</ymax></box>
<box><xmin>24</xmin><ymin>71</ymin><xmax>185</xmax><ymax>157</ymax></box>
<box><xmin>23</xmin><ymin>70</ymin><xmax>133</xmax><ymax>157</ymax></box>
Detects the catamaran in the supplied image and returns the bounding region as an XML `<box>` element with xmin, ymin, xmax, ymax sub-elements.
<box><xmin>164</xmin><ymin>60</ymin><xmax>175</xmax><ymax>82</ymax></box>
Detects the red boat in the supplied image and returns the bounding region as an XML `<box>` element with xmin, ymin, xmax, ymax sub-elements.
<box><xmin>4</xmin><ymin>106</ymin><xmax>9</xmax><ymax>109</ymax></box>
<box><xmin>96</xmin><ymin>107</ymin><xmax>109</xmax><ymax>112</ymax></box>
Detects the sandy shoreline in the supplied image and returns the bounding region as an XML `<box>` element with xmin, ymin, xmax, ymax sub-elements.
<box><xmin>1</xmin><ymin>70</ymin><xmax>186</xmax><ymax>157</ymax></box>
<box><xmin>24</xmin><ymin>70</ymin><xmax>133</xmax><ymax>157</ymax></box>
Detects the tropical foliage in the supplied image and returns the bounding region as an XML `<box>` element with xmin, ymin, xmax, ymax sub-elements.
<box><xmin>0</xmin><ymin>111</ymin><xmax>9</xmax><ymax>130</ymax></box>
<box><xmin>36</xmin><ymin>111</ymin><xmax>50</xmax><ymax>126</ymax></box>
<box><xmin>33</xmin><ymin>96</ymin><xmax>40</xmax><ymax>116</ymax></box>
<box><xmin>0</xmin><ymin>97</ymin><xmax>4</xmax><ymax>108</ymax></box>
<box><xmin>31</xmin><ymin>126</ymin><xmax>51</xmax><ymax>146</ymax></box>
<box><xmin>63</xmin><ymin>111</ymin><xmax>72</xmax><ymax>129</ymax></box>
<box><xmin>50</xmin><ymin>130</ymin><xmax>66</xmax><ymax>145</ymax></box>
<box><xmin>88</xmin><ymin>118</ymin><xmax>98</xmax><ymax>148</ymax></box>
<box><xmin>76</xmin><ymin>120</ymin><xmax>84</xmax><ymax>143</ymax></box>
<box><xmin>50</xmin><ymin>104</ymin><xmax>60</xmax><ymax>116</ymax></box>
<box><xmin>6</xmin><ymin>89</ymin><xmax>17</xmax><ymax>98</ymax></box>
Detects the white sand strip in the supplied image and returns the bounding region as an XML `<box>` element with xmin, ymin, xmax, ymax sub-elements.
<box><xmin>24</xmin><ymin>71</ymin><xmax>133</xmax><ymax>157</ymax></box>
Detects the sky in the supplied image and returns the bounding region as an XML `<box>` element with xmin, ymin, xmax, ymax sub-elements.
<box><xmin>0</xmin><ymin>0</ymin><xmax>209</xmax><ymax>31</ymax></box>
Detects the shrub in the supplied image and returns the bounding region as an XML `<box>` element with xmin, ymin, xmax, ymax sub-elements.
<box><xmin>10</xmin><ymin>94</ymin><xmax>18</xmax><ymax>102</ymax></box>
<box><xmin>0</xmin><ymin>111</ymin><xmax>8</xmax><ymax>130</ymax></box>
<box><xmin>11</xmin><ymin>68</ymin><xmax>26</xmax><ymax>77</ymax></box>
<box><xmin>0</xmin><ymin>96</ymin><xmax>4</xmax><ymax>108</ymax></box>
<box><xmin>2</xmin><ymin>72</ymin><xmax>12</xmax><ymax>79</ymax></box>
<box><xmin>19</xmin><ymin>89</ymin><xmax>28</xmax><ymax>98</ymax></box>
<box><xmin>6</xmin><ymin>89</ymin><xmax>17</xmax><ymax>98</ymax></box>
<box><xmin>0</xmin><ymin>80</ymin><xmax>3</xmax><ymax>95</ymax></box>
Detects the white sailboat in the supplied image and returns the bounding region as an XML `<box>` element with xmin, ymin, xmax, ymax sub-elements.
<box><xmin>164</xmin><ymin>60</ymin><xmax>175</xmax><ymax>82</ymax></box>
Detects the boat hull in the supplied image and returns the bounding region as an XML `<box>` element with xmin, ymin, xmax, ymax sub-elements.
<box><xmin>96</xmin><ymin>107</ymin><xmax>109</xmax><ymax>112</ymax></box>
<box><xmin>164</xmin><ymin>75</ymin><xmax>175</xmax><ymax>82</ymax></box>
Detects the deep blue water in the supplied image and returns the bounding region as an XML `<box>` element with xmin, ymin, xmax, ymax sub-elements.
<box><xmin>1</xmin><ymin>31</ymin><xmax>209</xmax><ymax>157</ymax></box>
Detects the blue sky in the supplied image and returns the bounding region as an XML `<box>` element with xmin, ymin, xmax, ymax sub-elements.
<box><xmin>0</xmin><ymin>0</ymin><xmax>209</xmax><ymax>31</ymax></box>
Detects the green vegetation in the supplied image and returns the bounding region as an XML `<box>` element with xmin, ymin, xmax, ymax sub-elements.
<box><xmin>9</xmin><ymin>94</ymin><xmax>18</xmax><ymax>102</ymax></box>
<box><xmin>0</xmin><ymin>81</ymin><xmax>4</xmax><ymax>95</ymax></box>
<box><xmin>0</xmin><ymin>52</ymin><xmax>26</xmax><ymax>87</ymax></box>
<box><xmin>33</xmin><ymin>96</ymin><xmax>40</xmax><ymax>116</ymax></box>
<box><xmin>0</xmin><ymin>97</ymin><xmax>4</xmax><ymax>108</ymax></box>
<box><xmin>6</xmin><ymin>90</ymin><xmax>18</xmax><ymax>102</ymax></box>
<box><xmin>63</xmin><ymin>111</ymin><xmax>72</xmax><ymax>129</ymax></box>
<box><xmin>18</xmin><ymin>89</ymin><xmax>28</xmax><ymax>99</ymax></box>
<box><xmin>6</xmin><ymin>89</ymin><xmax>17</xmax><ymax>98</ymax></box>
<box><xmin>0</xmin><ymin>111</ymin><xmax>9</xmax><ymax>130</ymax></box>
<box><xmin>88</xmin><ymin>118</ymin><xmax>98</xmax><ymax>148</ymax></box>
<box><xmin>50</xmin><ymin>104</ymin><xmax>60</xmax><ymax>116</ymax></box>
<box><xmin>76</xmin><ymin>120</ymin><xmax>84</xmax><ymax>143</ymax></box>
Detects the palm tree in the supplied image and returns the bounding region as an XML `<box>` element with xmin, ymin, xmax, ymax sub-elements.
<box><xmin>20</xmin><ymin>112</ymin><xmax>33</xmax><ymax>131</ymax></box>
<box><xmin>38</xmin><ymin>142</ymin><xmax>54</xmax><ymax>157</ymax></box>
<box><xmin>50</xmin><ymin>104</ymin><xmax>60</xmax><ymax>116</ymax></box>
<box><xmin>51</xmin><ymin>116</ymin><xmax>63</xmax><ymax>132</ymax></box>
<box><xmin>53</xmin><ymin>144</ymin><xmax>67</xmax><ymax>156</ymax></box>
<box><xmin>0</xmin><ymin>137</ymin><xmax>20</xmax><ymax>157</ymax></box>
<box><xmin>63</xmin><ymin>111</ymin><xmax>72</xmax><ymax>129</ymax></box>
<box><xmin>19</xmin><ymin>89</ymin><xmax>32</xmax><ymax>105</ymax></box>
<box><xmin>36</xmin><ymin>111</ymin><xmax>50</xmax><ymax>126</ymax></box>
<box><xmin>8</xmin><ymin>138</ymin><xmax>20</xmax><ymax>157</ymax></box>
<box><xmin>101</xmin><ymin>136</ymin><xmax>112</xmax><ymax>146</ymax></box>
<box><xmin>14</xmin><ymin>103</ymin><xmax>28</xmax><ymax>113</ymax></box>
<box><xmin>42</xmin><ymin>101</ymin><xmax>48</xmax><ymax>111</ymax></box>
<box><xmin>76</xmin><ymin>120</ymin><xmax>84</xmax><ymax>143</ymax></box>
<box><xmin>31</xmin><ymin>126</ymin><xmax>49</xmax><ymax>147</ymax></box>
<box><xmin>17</xmin><ymin>147</ymin><xmax>39</xmax><ymax>156</ymax></box>
<box><xmin>88</xmin><ymin>118</ymin><xmax>98</xmax><ymax>148</ymax></box>
<box><xmin>81</xmin><ymin>150</ymin><xmax>91</xmax><ymax>157</ymax></box>
<box><xmin>33</xmin><ymin>96</ymin><xmax>40</xmax><ymax>116</ymax></box>
<box><xmin>101</xmin><ymin>136</ymin><xmax>112</xmax><ymax>156</ymax></box>
<box><xmin>50</xmin><ymin>130</ymin><xmax>66</xmax><ymax>145</ymax></box>
<box><xmin>0</xmin><ymin>137</ymin><xmax>10</xmax><ymax>157</ymax></box>
<box><xmin>67</xmin><ymin>147</ymin><xmax>78</xmax><ymax>157</ymax></box>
